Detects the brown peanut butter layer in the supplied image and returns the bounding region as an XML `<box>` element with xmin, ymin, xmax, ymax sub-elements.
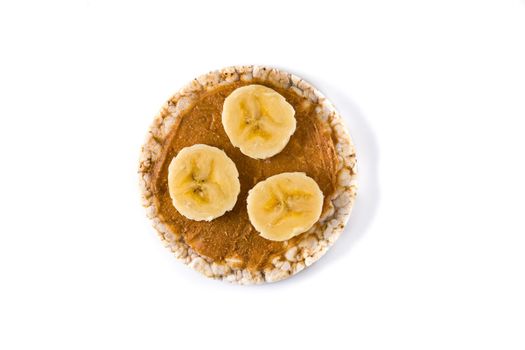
<box><xmin>150</xmin><ymin>80</ymin><xmax>339</xmax><ymax>270</ymax></box>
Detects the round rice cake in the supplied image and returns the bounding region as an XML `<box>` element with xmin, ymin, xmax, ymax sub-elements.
<box><xmin>138</xmin><ymin>66</ymin><xmax>357</xmax><ymax>284</ymax></box>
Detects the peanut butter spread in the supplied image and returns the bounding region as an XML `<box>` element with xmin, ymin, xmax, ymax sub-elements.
<box><xmin>151</xmin><ymin>81</ymin><xmax>339</xmax><ymax>270</ymax></box>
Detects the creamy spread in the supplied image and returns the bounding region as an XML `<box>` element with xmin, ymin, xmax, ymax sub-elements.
<box><xmin>151</xmin><ymin>81</ymin><xmax>339</xmax><ymax>270</ymax></box>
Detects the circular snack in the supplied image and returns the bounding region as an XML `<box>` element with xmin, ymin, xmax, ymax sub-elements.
<box><xmin>139</xmin><ymin>66</ymin><xmax>357</xmax><ymax>284</ymax></box>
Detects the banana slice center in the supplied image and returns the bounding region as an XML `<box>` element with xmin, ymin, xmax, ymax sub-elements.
<box><xmin>265</xmin><ymin>186</ymin><xmax>313</xmax><ymax>226</ymax></box>
<box><xmin>182</xmin><ymin>160</ymin><xmax>226</xmax><ymax>205</ymax></box>
<box><xmin>239</xmin><ymin>97</ymin><xmax>276</xmax><ymax>141</ymax></box>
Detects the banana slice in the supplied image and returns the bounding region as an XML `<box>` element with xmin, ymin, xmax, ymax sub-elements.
<box><xmin>247</xmin><ymin>172</ymin><xmax>324</xmax><ymax>241</ymax></box>
<box><xmin>222</xmin><ymin>84</ymin><xmax>296</xmax><ymax>159</ymax></box>
<box><xmin>168</xmin><ymin>144</ymin><xmax>240</xmax><ymax>221</ymax></box>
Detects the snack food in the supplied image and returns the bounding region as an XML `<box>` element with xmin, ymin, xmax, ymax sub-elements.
<box><xmin>139</xmin><ymin>66</ymin><xmax>357</xmax><ymax>284</ymax></box>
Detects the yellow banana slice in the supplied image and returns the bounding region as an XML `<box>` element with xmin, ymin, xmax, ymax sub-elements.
<box><xmin>222</xmin><ymin>84</ymin><xmax>296</xmax><ymax>159</ymax></box>
<box><xmin>247</xmin><ymin>172</ymin><xmax>324</xmax><ymax>241</ymax></box>
<box><xmin>168</xmin><ymin>144</ymin><xmax>240</xmax><ymax>221</ymax></box>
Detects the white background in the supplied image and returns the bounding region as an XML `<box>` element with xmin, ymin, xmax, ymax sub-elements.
<box><xmin>1</xmin><ymin>0</ymin><xmax>524</xmax><ymax>349</ymax></box>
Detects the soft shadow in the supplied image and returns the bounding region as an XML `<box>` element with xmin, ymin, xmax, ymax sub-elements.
<box><xmin>259</xmin><ymin>68</ymin><xmax>381</xmax><ymax>286</ymax></box>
